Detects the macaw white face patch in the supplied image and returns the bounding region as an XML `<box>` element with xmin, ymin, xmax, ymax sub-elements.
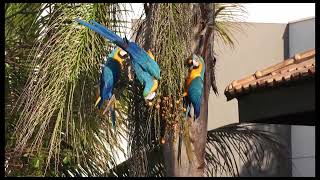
<box><xmin>193</xmin><ymin>59</ymin><xmax>200</xmax><ymax>67</ymax></box>
<box><xmin>145</xmin><ymin>92</ymin><xmax>156</xmax><ymax>100</ymax></box>
<box><xmin>119</xmin><ymin>49</ymin><xmax>127</xmax><ymax>58</ymax></box>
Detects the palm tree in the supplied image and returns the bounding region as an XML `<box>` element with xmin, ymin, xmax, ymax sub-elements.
<box><xmin>116</xmin><ymin>3</ymin><xmax>290</xmax><ymax>177</ymax></box>
<box><xmin>5</xmin><ymin>3</ymin><xmax>290</xmax><ymax>177</ymax></box>
<box><xmin>5</xmin><ymin>4</ymin><xmax>51</xmax><ymax>176</ymax></box>
<box><xmin>6</xmin><ymin>3</ymin><xmax>131</xmax><ymax>176</ymax></box>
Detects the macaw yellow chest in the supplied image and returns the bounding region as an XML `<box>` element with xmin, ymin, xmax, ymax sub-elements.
<box><xmin>183</xmin><ymin>63</ymin><xmax>203</xmax><ymax>96</ymax></box>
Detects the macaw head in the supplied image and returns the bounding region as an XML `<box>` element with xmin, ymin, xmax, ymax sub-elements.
<box><xmin>186</xmin><ymin>54</ymin><xmax>203</xmax><ymax>69</ymax></box>
<box><xmin>191</xmin><ymin>54</ymin><xmax>204</xmax><ymax>68</ymax></box>
<box><xmin>109</xmin><ymin>47</ymin><xmax>128</xmax><ymax>69</ymax></box>
<box><xmin>186</xmin><ymin>54</ymin><xmax>205</xmax><ymax>80</ymax></box>
<box><xmin>191</xmin><ymin>54</ymin><xmax>205</xmax><ymax>79</ymax></box>
<box><xmin>186</xmin><ymin>56</ymin><xmax>194</xmax><ymax>72</ymax></box>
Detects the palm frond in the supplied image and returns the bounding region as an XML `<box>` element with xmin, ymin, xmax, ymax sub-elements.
<box><xmin>8</xmin><ymin>3</ymin><xmax>131</xmax><ymax>176</ymax></box>
<box><xmin>214</xmin><ymin>3</ymin><xmax>248</xmax><ymax>49</ymax></box>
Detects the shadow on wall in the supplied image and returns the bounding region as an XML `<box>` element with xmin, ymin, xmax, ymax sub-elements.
<box><xmin>108</xmin><ymin>146</ymin><xmax>166</xmax><ymax>177</ymax></box>
<box><xmin>239</xmin><ymin>124</ymin><xmax>292</xmax><ymax>177</ymax></box>
<box><xmin>109</xmin><ymin>124</ymin><xmax>292</xmax><ymax>177</ymax></box>
<box><xmin>282</xmin><ymin>24</ymin><xmax>289</xmax><ymax>59</ymax></box>
<box><xmin>205</xmin><ymin>123</ymin><xmax>292</xmax><ymax>177</ymax></box>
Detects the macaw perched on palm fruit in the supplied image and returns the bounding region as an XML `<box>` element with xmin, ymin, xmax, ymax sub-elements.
<box><xmin>76</xmin><ymin>19</ymin><xmax>160</xmax><ymax>100</ymax></box>
<box><xmin>183</xmin><ymin>54</ymin><xmax>205</xmax><ymax>119</ymax></box>
<box><xmin>95</xmin><ymin>47</ymin><xmax>128</xmax><ymax>128</ymax></box>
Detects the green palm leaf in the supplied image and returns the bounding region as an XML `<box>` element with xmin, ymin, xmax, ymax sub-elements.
<box><xmin>8</xmin><ymin>3</ymin><xmax>131</xmax><ymax>176</ymax></box>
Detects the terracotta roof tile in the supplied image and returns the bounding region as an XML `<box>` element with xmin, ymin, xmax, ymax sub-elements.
<box><xmin>225</xmin><ymin>49</ymin><xmax>315</xmax><ymax>100</ymax></box>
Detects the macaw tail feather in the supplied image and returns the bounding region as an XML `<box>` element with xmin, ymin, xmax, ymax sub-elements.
<box><xmin>194</xmin><ymin>105</ymin><xmax>201</xmax><ymax>119</ymax></box>
<box><xmin>76</xmin><ymin>19</ymin><xmax>110</xmax><ymax>39</ymax></box>
<box><xmin>177</xmin><ymin>121</ymin><xmax>183</xmax><ymax>166</ymax></box>
<box><xmin>89</xmin><ymin>20</ymin><xmax>128</xmax><ymax>50</ymax></box>
<box><xmin>178</xmin><ymin>98</ymin><xmax>193</xmax><ymax>164</ymax></box>
<box><xmin>75</xmin><ymin>19</ymin><xmax>127</xmax><ymax>50</ymax></box>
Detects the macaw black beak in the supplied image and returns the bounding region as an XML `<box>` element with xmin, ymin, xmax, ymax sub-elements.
<box><xmin>120</xmin><ymin>53</ymin><xmax>129</xmax><ymax>60</ymax></box>
<box><xmin>189</xmin><ymin>64</ymin><xmax>194</xmax><ymax>71</ymax></box>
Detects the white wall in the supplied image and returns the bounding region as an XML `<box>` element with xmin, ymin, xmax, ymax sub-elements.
<box><xmin>208</xmin><ymin>22</ymin><xmax>288</xmax><ymax>130</ymax></box>
<box><xmin>288</xmin><ymin>17</ymin><xmax>315</xmax><ymax>177</ymax></box>
<box><xmin>291</xmin><ymin>126</ymin><xmax>315</xmax><ymax>177</ymax></box>
<box><xmin>289</xmin><ymin>17</ymin><xmax>315</xmax><ymax>56</ymax></box>
<box><xmin>207</xmin><ymin>22</ymin><xmax>291</xmax><ymax>176</ymax></box>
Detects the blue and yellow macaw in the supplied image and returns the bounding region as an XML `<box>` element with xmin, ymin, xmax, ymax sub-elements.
<box><xmin>76</xmin><ymin>19</ymin><xmax>160</xmax><ymax>100</ymax></box>
<box><xmin>95</xmin><ymin>47</ymin><xmax>127</xmax><ymax>128</ymax></box>
<box><xmin>183</xmin><ymin>54</ymin><xmax>205</xmax><ymax>119</ymax></box>
<box><xmin>178</xmin><ymin>54</ymin><xmax>205</xmax><ymax>164</ymax></box>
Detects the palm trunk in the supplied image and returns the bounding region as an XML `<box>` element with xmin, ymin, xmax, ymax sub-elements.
<box><xmin>161</xmin><ymin>3</ymin><xmax>215</xmax><ymax>177</ymax></box>
<box><xmin>132</xmin><ymin>3</ymin><xmax>217</xmax><ymax>177</ymax></box>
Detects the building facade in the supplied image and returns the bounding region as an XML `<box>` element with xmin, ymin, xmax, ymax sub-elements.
<box><xmin>288</xmin><ymin>17</ymin><xmax>315</xmax><ymax>177</ymax></box>
<box><xmin>208</xmin><ymin>18</ymin><xmax>315</xmax><ymax>177</ymax></box>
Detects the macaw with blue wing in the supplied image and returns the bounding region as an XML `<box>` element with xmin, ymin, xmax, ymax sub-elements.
<box><xmin>178</xmin><ymin>54</ymin><xmax>205</xmax><ymax>164</ymax></box>
<box><xmin>76</xmin><ymin>19</ymin><xmax>160</xmax><ymax>100</ymax></box>
<box><xmin>95</xmin><ymin>47</ymin><xmax>128</xmax><ymax>128</ymax></box>
<box><xmin>183</xmin><ymin>54</ymin><xmax>205</xmax><ymax>119</ymax></box>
